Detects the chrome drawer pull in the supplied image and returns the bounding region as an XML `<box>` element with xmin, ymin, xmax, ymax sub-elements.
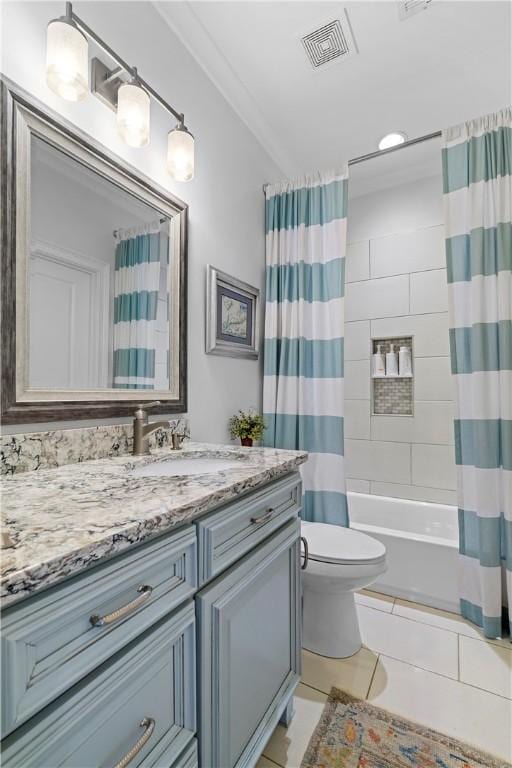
<box><xmin>90</xmin><ymin>585</ymin><xmax>153</xmax><ymax>627</ymax></box>
<box><xmin>300</xmin><ymin>536</ymin><xmax>309</xmax><ymax>570</ymax></box>
<box><xmin>250</xmin><ymin>508</ymin><xmax>274</xmax><ymax>525</ymax></box>
<box><xmin>113</xmin><ymin>717</ymin><xmax>155</xmax><ymax>768</ymax></box>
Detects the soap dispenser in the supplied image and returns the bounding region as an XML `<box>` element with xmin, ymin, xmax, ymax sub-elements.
<box><xmin>373</xmin><ymin>344</ymin><xmax>386</xmax><ymax>377</ymax></box>
<box><xmin>386</xmin><ymin>344</ymin><xmax>398</xmax><ymax>377</ymax></box>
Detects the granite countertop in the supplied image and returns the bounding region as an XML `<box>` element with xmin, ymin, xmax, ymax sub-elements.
<box><xmin>0</xmin><ymin>442</ymin><xmax>307</xmax><ymax>607</ymax></box>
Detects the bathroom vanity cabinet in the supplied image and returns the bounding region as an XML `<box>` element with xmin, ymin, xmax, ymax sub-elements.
<box><xmin>1</xmin><ymin>471</ymin><xmax>302</xmax><ymax>768</ymax></box>
<box><xmin>197</xmin><ymin>520</ymin><xmax>301</xmax><ymax>768</ymax></box>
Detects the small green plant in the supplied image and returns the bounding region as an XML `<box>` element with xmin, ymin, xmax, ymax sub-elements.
<box><xmin>229</xmin><ymin>409</ymin><xmax>265</xmax><ymax>444</ymax></box>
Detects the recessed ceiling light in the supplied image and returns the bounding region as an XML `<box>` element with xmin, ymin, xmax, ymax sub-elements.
<box><xmin>378</xmin><ymin>132</ymin><xmax>408</xmax><ymax>151</ymax></box>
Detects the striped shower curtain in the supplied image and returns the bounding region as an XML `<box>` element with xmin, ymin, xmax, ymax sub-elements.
<box><xmin>263</xmin><ymin>170</ymin><xmax>348</xmax><ymax>526</ymax></box>
<box><xmin>442</xmin><ymin>107</ymin><xmax>511</xmax><ymax>639</ymax></box>
<box><xmin>113</xmin><ymin>222</ymin><xmax>162</xmax><ymax>389</ymax></box>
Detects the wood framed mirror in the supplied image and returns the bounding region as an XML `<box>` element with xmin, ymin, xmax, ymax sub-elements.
<box><xmin>1</xmin><ymin>78</ymin><xmax>188</xmax><ymax>424</ymax></box>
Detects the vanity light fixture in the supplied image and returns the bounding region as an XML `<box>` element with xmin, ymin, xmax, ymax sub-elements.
<box><xmin>46</xmin><ymin>3</ymin><xmax>88</xmax><ymax>102</ymax></box>
<box><xmin>378</xmin><ymin>131</ymin><xmax>408</xmax><ymax>151</ymax></box>
<box><xmin>45</xmin><ymin>2</ymin><xmax>195</xmax><ymax>180</ymax></box>
<box><xmin>167</xmin><ymin>124</ymin><xmax>195</xmax><ymax>182</ymax></box>
<box><xmin>117</xmin><ymin>74</ymin><xmax>150</xmax><ymax>148</ymax></box>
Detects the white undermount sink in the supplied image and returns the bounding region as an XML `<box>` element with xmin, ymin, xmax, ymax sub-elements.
<box><xmin>132</xmin><ymin>457</ymin><xmax>242</xmax><ymax>478</ymax></box>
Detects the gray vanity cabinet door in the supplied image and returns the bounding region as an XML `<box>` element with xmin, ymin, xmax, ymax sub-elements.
<box><xmin>1</xmin><ymin>602</ymin><xmax>196</xmax><ymax>768</ymax></box>
<box><xmin>197</xmin><ymin>519</ymin><xmax>301</xmax><ymax>768</ymax></box>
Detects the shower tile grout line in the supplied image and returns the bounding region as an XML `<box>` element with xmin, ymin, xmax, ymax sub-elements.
<box><xmin>347</xmin><ymin>266</ymin><xmax>447</xmax><ymax>289</ymax></box>
<box><xmin>347</xmin><ymin>223</ymin><xmax>444</xmax><ymax>248</ymax></box>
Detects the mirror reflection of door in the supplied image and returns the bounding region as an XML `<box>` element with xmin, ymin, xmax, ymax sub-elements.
<box><xmin>29</xmin><ymin>243</ymin><xmax>109</xmax><ymax>389</ymax></box>
<box><xmin>29</xmin><ymin>136</ymin><xmax>172</xmax><ymax>392</ymax></box>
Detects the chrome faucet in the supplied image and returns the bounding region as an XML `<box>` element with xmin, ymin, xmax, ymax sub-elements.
<box><xmin>171</xmin><ymin>432</ymin><xmax>186</xmax><ymax>450</ymax></box>
<box><xmin>132</xmin><ymin>401</ymin><xmax>172</xmax><ymax>456</ymax></box>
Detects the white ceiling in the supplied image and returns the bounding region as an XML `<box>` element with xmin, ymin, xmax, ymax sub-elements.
<box><xmin>157</xmin><ymin>1</ymin><xmax>512</xmax><ymax>185</ymax></box>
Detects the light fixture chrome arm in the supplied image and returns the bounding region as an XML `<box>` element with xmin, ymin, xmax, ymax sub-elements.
<box><xmin>67</xmin><ymin>2</ymin><xmax>185</xmax><ymax>125</ymax></box>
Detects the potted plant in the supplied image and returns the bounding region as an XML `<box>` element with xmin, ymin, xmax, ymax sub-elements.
<box><xmin>229</xmin><ymin>409</ymin><xmax>265</xmax><ymax>447</ymax></box>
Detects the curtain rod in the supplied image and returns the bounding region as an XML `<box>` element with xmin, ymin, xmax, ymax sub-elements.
<box><xmin>262</xmin><ymin>130</ymin><xmax>442</xmax><ymax>192</ymax></box>
<box><xmin>113</xmin><ymin>217</ymin><xmax>167</xmax><ymax>237</ymax></box>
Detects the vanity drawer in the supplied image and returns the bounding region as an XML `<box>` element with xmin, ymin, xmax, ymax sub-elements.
<box><xmin>1</xmin><ymin>525</ymin><xmax>196</xmax><ymax>737</ymax></box>
<box><xmin>1</xmin><ymin>602</ymin><xmax>196</xmax><ymax>768</ymax></box>
<box><xmin>196</xmin><ymin>472</ymin><xmax>302</xmax><ymax>584</ymax></box>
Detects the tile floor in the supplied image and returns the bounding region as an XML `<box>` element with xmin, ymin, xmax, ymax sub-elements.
<box><xmin>258</xmin><ymin>591</ymin><xmax>512</xmax><ymax>767</ymax></box>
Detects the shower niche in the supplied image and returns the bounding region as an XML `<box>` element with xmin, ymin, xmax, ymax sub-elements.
<box><xmin>371</xmin><ymin>336</ymin><xmax>414</xmax><ymax>416</ymax></box>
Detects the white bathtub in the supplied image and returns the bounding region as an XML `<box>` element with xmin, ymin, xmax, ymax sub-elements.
<box><xmin>349</xmin><ymin>492</ymin><xmax>460</xmax><ymax>613</ymax></box>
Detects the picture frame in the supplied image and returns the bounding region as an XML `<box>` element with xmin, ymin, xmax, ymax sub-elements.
<box><xmin>206</xmin><ymin>265</ymin><xmax>260</xmax><ymax>359</ymax></box>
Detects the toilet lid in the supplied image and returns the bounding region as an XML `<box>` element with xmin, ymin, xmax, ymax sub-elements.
<box><xmin>301</xmin><ymin>521</ymin><xmax>386</xmax><ymax>565</ymax></box>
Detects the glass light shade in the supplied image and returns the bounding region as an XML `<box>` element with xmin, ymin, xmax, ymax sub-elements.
<box><xmin>117</xmin><ymin>83</ymin><xmax>150</xmax><ymax>148</ymax></box>
<box><xmin>46</xmin><ymin>19</ymin><xmax>88</xmax><ymax>102</ymax></box>
<box><xmin>167</xmin><ymin>126</ymin><xmax>195</xmax><ymax>181</ymax></box>
<box><xmin>378</xmin><ymin>132</ymin><xmax>407</xmax><ymax>151</ymax></box>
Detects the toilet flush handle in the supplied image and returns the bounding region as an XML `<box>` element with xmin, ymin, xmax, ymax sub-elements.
<box><xmin>300</xmin><ymin>536</ymin><xmax>309</xmax><ymax>570</ymax></box>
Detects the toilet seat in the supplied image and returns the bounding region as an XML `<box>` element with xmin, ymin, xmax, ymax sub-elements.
<box><xmin>301</xmin><ymin>521</ymin><xmax>386</xmax><ymax>566</ymax></box>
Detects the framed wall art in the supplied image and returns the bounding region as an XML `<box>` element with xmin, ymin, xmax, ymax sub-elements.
<box><xmin>206</xmin><ymin>265</ymin><xmax>259</xmax><ymax>359</ymax></box>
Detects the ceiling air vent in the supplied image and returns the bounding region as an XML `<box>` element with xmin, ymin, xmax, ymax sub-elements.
<box><xmin>301</xmin><ymin>12</ymin><xmax>357</xmax><ymax>70</ymax></box>
<box><xmin>398</xmin><ymin>0</ymin><xmax>432</xmax><ymax>20</ymax></box>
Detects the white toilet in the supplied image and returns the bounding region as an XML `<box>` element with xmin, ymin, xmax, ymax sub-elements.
<box><xmin>301</xmin><ymin>520</ymin><xmax>387</xmax><ymax>658</ymax></box>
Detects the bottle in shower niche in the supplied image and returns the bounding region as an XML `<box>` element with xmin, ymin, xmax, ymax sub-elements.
<box><xmin>386</xmin><ymin>344</ymin><xmax>398</xmax><ymax>377</ymax></box>
<box><xmin>373</xmin><ymin>344</ymin><xmax>386</xmax><ymax>377</ymax></box>
<box><xmin>399</xmin><ymin>345</ymin><xmax>412</xmax><ymax>377</ymax></box>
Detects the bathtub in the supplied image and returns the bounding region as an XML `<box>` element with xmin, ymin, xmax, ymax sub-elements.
<box><xmin>348</xmin><ymin>492</ymin><xmax>460</xmax><ymax>614</ymax></box>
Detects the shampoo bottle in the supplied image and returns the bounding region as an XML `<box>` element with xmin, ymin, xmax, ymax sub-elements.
<box><xmin>399</xmin><ymin>346</ymin><xmax>412</xmax><ymax>376</ymax></box>
<box><xmin>386</xmin><ymin>344</ymin><xmax>398</xmax><ymax>376</ymax></box>
<box><xmin>373</xmin><ymin>344</ymin><xmax>386</xmax><ymax>377</ymax></box>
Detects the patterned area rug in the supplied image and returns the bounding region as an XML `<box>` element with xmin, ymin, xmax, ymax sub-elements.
<box><xmin>300</xmin><ymin>688</ymin><xmax>510</xmax><ymax>768</ymax></box>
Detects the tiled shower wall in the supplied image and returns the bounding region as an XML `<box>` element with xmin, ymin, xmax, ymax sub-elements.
<box><xmin>345</xmin><ymin>174</ymin><xmax>457</xmax><ymax>505</ymax></box>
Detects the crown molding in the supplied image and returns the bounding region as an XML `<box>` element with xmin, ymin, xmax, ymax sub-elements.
<box><xmin>153</xmin><ymin>1</ymin><xmax>297</xmax><ymax>179</ymax></box>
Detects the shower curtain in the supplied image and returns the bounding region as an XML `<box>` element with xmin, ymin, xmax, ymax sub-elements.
<box><xmin>442</xmin><ymin>107</ymin><xmax>512</xmax><ymax>639</ymax></box>
<box><xmin>113</xmin><ymin>222</ymin><xmax>163</xmax><ymax>389</ymax></box>
<box><xmin>263</xmin><ymin>170</ymin><xmax>348</xmax><ymax>526</ymax></box>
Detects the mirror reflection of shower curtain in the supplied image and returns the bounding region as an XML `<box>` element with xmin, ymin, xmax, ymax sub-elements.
<box><xmin>113</xmin><ymin>221</ymin><xmax>164</xmax><ymax>389</ymax></box>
